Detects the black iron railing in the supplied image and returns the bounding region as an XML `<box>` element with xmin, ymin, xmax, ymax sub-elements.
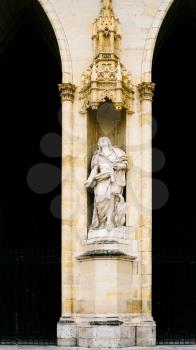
<box><xmin>0</xmin><ymin>248</ymin><xmax>61</xmax><ymax>345</ymax></box>
<box><xmin>153</xmin><ymin>250</ymin><xmax>196</xmax><ymax>345</ymax></box>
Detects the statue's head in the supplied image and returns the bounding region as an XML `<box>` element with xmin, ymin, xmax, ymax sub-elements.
<box><xmin>97</xmin><ymin>136</ymin><xmax>112</xmax><ymax>152</ymax></box>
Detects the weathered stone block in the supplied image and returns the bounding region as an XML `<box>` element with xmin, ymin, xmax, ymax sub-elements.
<box><xmin>57</xmin><ymin>321</ymin><xmax>77</xmax><ymax>347</ymax></box>
<box><xmin>136</xmin><ymin>323</ymin><xmax>156</xmax><ymax>346</ymax></box>
<box><xmin>120</xmin><ymin>325</ymin><xmax>135</xmax><ymax>342</ymax></box>
<box><xmin>78</xmin><ymin>324</ymin><xmax>136</xmax><ymax>347</ymax></box>
<box><xmin>79</xmin><ymin>326</ymin><xmax>97</xmax><ymax>339</ymax></box>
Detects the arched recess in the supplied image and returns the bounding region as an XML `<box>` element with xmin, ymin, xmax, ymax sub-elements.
<box><xmin>0</xmin><ymin>0</ymin><xmax>72</xmax><ymax>82</ymax></box>
<box><xmin>141</xmin><ymin>0</ymin><xmax>174</xmax><ymax>81</ymax></box>
<box><xmin>0</xmin><ymin>0</ymin><xmax>70</xmax><ymax>344</ymax></box>
<box><xmin>37</xmin><ymin>0</ymin><xmax>72</xmax><ymax>82</ymax></box>
<box><xmin>152</xmin><ymin>0</ymin><xmax>196</xmax><ymax>344</ymax></box>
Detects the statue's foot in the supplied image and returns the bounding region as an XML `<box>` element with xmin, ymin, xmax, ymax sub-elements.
<box><xmin>106</xmin><ymin>223</ymin><xmax>113</xmax><ymax>232</ymax></box>
<box><xmin>90</xmin><ymin>224</ymin><xmax>99</xmax><ymax>230</ymax></box>
<box><xmin>100</xmin><ymin>223</ymin><xmax>106</xmax><ymax>229</ymax></box>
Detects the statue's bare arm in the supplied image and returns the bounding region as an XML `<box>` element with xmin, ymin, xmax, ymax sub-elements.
<box><xmin>84</xmin><ymin>165</ymin><xmax>98</xmax><ymax>188</ymax></box>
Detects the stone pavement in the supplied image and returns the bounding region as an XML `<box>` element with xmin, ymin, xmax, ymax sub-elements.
<box><xmin>0</xmin><ymin>347</ymin><xmax>196</xmax><ymax>350</ymax></box>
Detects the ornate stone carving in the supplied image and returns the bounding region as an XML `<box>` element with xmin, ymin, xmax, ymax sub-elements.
<box><xmin>58</xmin><ymin>83</ymin><xmax>76</xmax><ymax>102</ymax></box>
<box><xmin>138</xmin><ymin>82</ymin><xmax>155</xmax><ymax>101</ymax></box>
<box><xmin>80</xmin><ymin>0</ymin><xmax>134</xmax><ymax>113</ymax></box>
<box><xmin>85</xmin><ymin>136</ymin><xmax>127</xmax><ymax>232</ymax></box>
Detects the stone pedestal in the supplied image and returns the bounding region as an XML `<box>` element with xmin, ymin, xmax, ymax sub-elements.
<box><xmin>88</xmin><ymin>226</ymin><xmax>126</xmax><ymax>241</ymax></box>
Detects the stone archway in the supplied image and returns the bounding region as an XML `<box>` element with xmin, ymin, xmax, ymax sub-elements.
<box><xmin>141</xmin><ymin>0</ymin><xmax>174</xmax><ymax>82</ymax></box>
<box><xmin>37</xmin><ymin>0</ymin><xmax>72</xmax><ymax>82</ymax></box>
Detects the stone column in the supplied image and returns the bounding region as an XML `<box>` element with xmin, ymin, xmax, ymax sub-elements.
<box><xmin>137</xmin><ymin>82</ymin><xmax>156</xmax><ymax>346</ymax></box>
<box><xmin>57</xmin><ymin>83</ymin><xmax>77</xmax><ymax>346</ymax></box>
<box><xmin>126</xmin><ymin>86</ymin><xmax>142</xmax><ymax>237</ymax></box>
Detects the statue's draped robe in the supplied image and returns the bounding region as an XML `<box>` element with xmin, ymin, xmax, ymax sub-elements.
<box><xmin>90</xmin><ymin>147</ymin><xmax>127</xmax><ymax>228</ymax></box>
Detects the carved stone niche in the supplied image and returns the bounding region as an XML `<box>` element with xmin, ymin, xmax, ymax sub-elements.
<box><xmin>81</xmin><ymin>0</ymin><xmax>134</xmax><ymax>240</ymax></box>
<box><xmin>87</xmin><ymin>102</ymin><xmax>126</xmax><ymax>235</ymax></box>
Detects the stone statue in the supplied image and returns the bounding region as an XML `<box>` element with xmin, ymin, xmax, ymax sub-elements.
<box><xmin>85</xmin><ymin>137</ymin><xmax>127</xmax><ymax>231</ymax></box>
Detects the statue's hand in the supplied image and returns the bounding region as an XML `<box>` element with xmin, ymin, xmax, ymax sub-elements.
<box><xmin>84</xmin><ymin>179</ymin><xmax>91</xmax><ymax>188</ymax></box>
<box><xmin>113</xmin><ymin>163</ymin><xmax>125</xmax><ymax>170</ymax></box>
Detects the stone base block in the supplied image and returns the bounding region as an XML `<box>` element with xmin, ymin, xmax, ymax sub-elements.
<box><xmin>57</xmin><ymin>319</ymin><xmax>156</xmax><ymax>347</ymax></box>
<box><xmin>79</xmin><ymin>324</ymin><xmax>135</xmax><ymax>348</ymax></box>
<box><xmin>136</xmin><ymin>323</ymin><xmax>156</xmax><ymax>346</ymax></box>
<box><xmin>57</xmin><ymin>318</ymin><xmax>77</xmax><ymax>346</ymax></box>
<box><xmin>88</xmin><ymin>226</ymin><xmax>126</xmax><ymax>241</ymax></box>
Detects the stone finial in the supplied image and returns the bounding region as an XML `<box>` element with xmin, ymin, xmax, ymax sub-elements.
<box><xmin>92</xmin><ymin>0</ymin><xmax>120</xmax><ymax>57</ymax></box>
<box><xmin>100</xmin><ymin>0</ymin><xmax>113</xmax><ymax>15</ymax></box>
<box><xmin>58</xmin><ymin>83</ymin><xmax>76</xmax><ymax>102</ymax></box>
<box><xmin>138</xmin><ymin>82</ymin><xmax>155</xmax><ymax>101</ymax></box>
